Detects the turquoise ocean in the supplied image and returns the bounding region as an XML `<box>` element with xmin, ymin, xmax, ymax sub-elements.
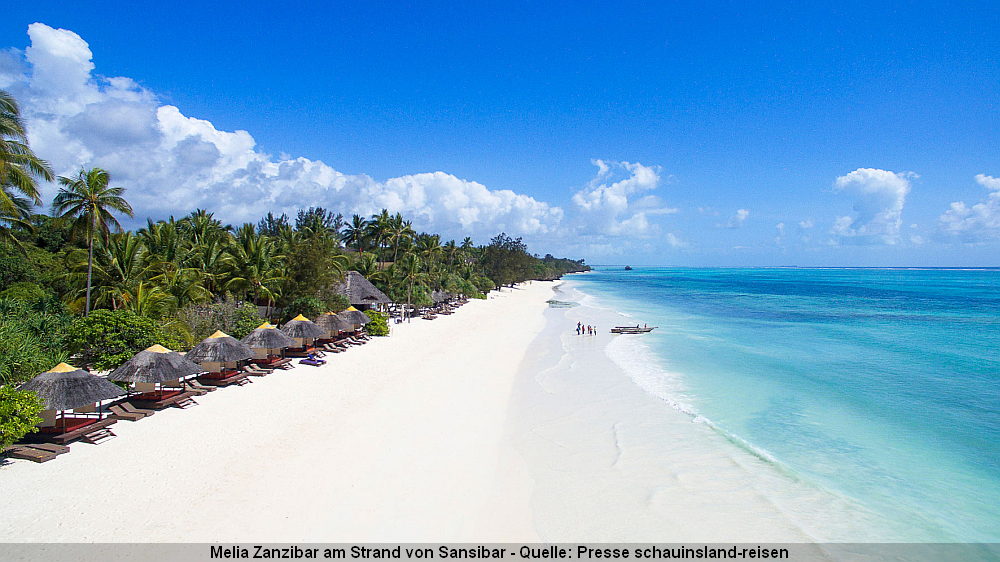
<box><xmin>566</xmin><ymin>267</ymin><xmax>1000</xmax><ymax>542</ymax></box>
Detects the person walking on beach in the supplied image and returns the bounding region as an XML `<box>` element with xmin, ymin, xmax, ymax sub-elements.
<box><xmin>576</xmin><ymin>325</ymin><xmax>580</xmax><ymax>335</ymax></box>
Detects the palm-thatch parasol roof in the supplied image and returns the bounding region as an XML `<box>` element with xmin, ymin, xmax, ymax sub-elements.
<box><xmin>185</xmin><ymin>330</ymin><xmax>253</xmax><ymax>363</ymax></box>
<box><xmin>281</xmin><ymin>314</ymin><xmax>326</xmax><ymax>339</ymax></box>
<box><xmin>242</xmin><ymin>322</ymin><xmax>296</xmax><ymax>349</ymax></box>
<box><xmin>431</xmin><ymin>290</ymin><xmax>453</xmax><ymax>304</ymax></box>
<box><xmin>108</xmin><ymin>344</ymin><xmax>204</xmax><ymax>383</ymax></box>
<box><xmin>334</xmin><ymin>271</ymin><xmax>392</xmax><ymax>306</ymax></box>
<box><xmin>340</xmin><ymin>306</ymin><xmax>372</xmax><ymax>326</ymax></box>
<box><xmin>315</xmin><ymin>312</ymin><xmax>353</xmax><ymax>336</ymax></box>
<box><xmin>19</xmin><ymin>363</ymin><xmax>125</xmax><ymax>410</ymax></box>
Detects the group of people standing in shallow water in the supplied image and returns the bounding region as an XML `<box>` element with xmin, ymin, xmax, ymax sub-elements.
<box><xmin>576</xmin><ymin>321</ymin><xmax>597</xmax><ymax>336</ymax></box>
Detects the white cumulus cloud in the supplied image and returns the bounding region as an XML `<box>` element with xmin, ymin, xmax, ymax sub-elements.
<box><xmin>937</xmin><ymin>174</ymin><xmax>1000</xmax><ymax>242</ymax></box>
<box><xmin>724</xmin><ymin>208</ymin><xmax>750</xmax><ymax>228</ymax></box>
<box><xmin>570</xmin><ymin>159</ymin><xmax>676</xmax><ymax>236</ymax></box>
<box><xmin>830</xmin><ymin>168</ymin><xmax>915</xmax><ymax>245</ymax></box>
<box><xmin>6</xmin><ymin>23</ymin><xmax>563</xmax><ymax>243</ymax></box>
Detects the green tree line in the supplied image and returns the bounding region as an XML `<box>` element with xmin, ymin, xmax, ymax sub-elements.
<box><xmin>0</xmin><ymin>88</ymin><xmax>589</xmax><ymax>386</ymax></box>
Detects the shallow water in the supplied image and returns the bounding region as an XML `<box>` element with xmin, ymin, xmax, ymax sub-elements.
<box><xmin>559</xmin><ymin>267</ymin><xmax>1000</xmax><ymax>542</ymax></box>
<box><xmin>508</xmin><ymin>282</ymin><xmax>915</xmax><ymax>541</ymax></box>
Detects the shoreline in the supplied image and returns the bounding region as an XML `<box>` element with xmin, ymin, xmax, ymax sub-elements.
<box><xmin>508</xmin><ymin>280</ymin><xmax>896</xmax><ymax>542</ymax></box>
<box><xmin>1</xmin><ymin>283</ymin><xmax>555</xmax><ymax>542</ymax></box>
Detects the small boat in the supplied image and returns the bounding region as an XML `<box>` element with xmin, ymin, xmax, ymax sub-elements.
<box><xmin>624</xmin><ymin>265</ymin><xmax>633</xmax><ymax>270</ymax></box>
<box><xmin>611</xmin><ymin>325</ymin><xmax>656</xmax><ymax>334</ymax></box>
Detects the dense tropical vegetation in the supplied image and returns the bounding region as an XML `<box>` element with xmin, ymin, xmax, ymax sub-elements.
<box><xmin>0</xmin><ymin>88</ymin><xmax>589</xmax><ymax>386</ymax></box>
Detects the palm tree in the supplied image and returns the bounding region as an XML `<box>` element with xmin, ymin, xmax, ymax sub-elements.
<box><xmin>1</xmin><ymin>90</ymin><xmax>52</xmax><ymax>216</ymax></box>
<box><xmin>367</xmin><ymin>209</ymin><xmax>392</xmax><ymax>265</ymax></box>
<box><xmin>342</xmin><ymin>214</ymin><xmax>369</xmax><ymax>255</ymax></box>
<box><xmin>443</xmin><ymin>239</ymin><xmax>458</xmax><ymax>268</ymax></box>
<box><xmin>389</xmin><ymin>215</ymin><xmax>415</xmax><ymax>264</ymax></box>
<box><xmin>221</xmin><ymin>224</ymin><xmax>284</xmax><ymax>307</ymax></box>
<box><xmin>52</xmin><ymin>168</ymin><xmax>134</xmax><ymax>315</ymax></box>
<box><xmin>396</xmin><ymin>253</ymin><xmax>426</xmax><ymax>322</ymax></box>
<box><xmin>0</xmin><ymin>194</ymin><xmax>33</xmax><ymax>251</ymax></box>
<box><xmin>65</xmin><ymin>232</ymin><xmax>151</xmax><ymax>311</ymax></box>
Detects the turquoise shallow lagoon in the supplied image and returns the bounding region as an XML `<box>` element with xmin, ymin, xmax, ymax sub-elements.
<box><xmin>568</xmin><ymin>267</ymin><xmax>1000</xmax><ymax>542</ymax></box>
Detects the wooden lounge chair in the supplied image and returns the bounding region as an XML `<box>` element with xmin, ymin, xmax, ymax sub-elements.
<box><xmin>185</xmin><ymin>380</ymin><xmax>216</xmax><ymax>393</ymax></box>
<box><xmin>109</xmin><ymin>404</ymin><xmax>146</xmax><ymax>421</ymax></box>
<box><xmin>0</xmin><ymin>445</ymin><xmax>61</xmax><ymax>462</ymax></box>
<box><xmin>121</xmin><ymin>403</ymin><xmax>156</xmax><ymax>417</ymax></box>
<box><xmin>30</xmin><ymin>418</ymin><xmax>118</xmax><ymax>445</ymax></box>
<box><xmin>243</xmin><ymin>365</ymin><xmax>272</xmax><ymax>376</ymax></box>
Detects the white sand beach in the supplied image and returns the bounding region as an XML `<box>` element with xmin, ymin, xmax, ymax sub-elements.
<box><xmin>0</xmin><ymin>283</ymin><xmax>552</xmax><ymax>542</ymax></box>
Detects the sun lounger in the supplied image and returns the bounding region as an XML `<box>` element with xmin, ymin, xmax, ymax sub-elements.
<box><xmin>3</xmin><ymin>444</ymin><xmax>69</xmax><ymax>463</ymax></box>
<box><xmin>185</xmin><ymin>380</ymin><xmax>216</xmax><ymax>393</ymax></box>
<box><xmin>121</xmin><ymin>402</ymin><xmax>156</xmax><ymax>417</ymax></box>
<box><xmin>198</xmin><ymin>370</ymin><xmax>251</xmax><ymax>386</ymax></box>
<box><xmin>109</xmin><ymin>404</ymin><xmax>146</xmax><ymax>421</ymax></box>
<box><xmin>130</xmin><ymin>390</ymin><xmax>198</xmax><ymax>409</ymax></box>
<box><xmin>243</xmin><ymin>365</ymin><xmax>272</xmax><ymax>376</ymax></box>
<box><xmin>29</xmin><ymin>417</ymin><xmax>118</xmax><ymax>445</ymax></box>
<box><xmin>298</xmin><ymin>357</ymin><xmax>326</xmax><ymax>367</ymax></box>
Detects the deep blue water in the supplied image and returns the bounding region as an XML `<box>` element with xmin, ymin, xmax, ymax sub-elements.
<box><xmin>571</xmin><ymin>267</ymin><xmax>1000</xmax><ymax>541</ymax></box>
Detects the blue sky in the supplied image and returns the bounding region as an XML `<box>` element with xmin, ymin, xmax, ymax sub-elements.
<box><xmin>2</xmin><ymin>2</ymin><xmax>998</xmax><ymax>265</ymax></box>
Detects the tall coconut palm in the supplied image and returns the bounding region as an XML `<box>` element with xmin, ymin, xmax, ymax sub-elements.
<box><xmin>221</xmin><ymin>224</ymin><xmax>284</xmax><ymax>306</ymax></box>
<box><xmin>396</xmin><ymin>253</ymin><xmax>426</xmax><ymax>322</ymax></box>
<box><xmin>367</xmin><ymin>209</ymin><xmax>391</xmax><ymax>265</ymax></box>
<box><xmin>342</xmin><ymin>214</ymin><xmax>369</xmax><ymax>255</ymax></box>
<box><xmin>1</xmin><ymin>90</ymin><xmax>52</xmax><ymax>215</ymax></box>
<box><xmin>52</xmin><ymin>168</ymin><xmax>134</xmax><ymax>315</ymax></box>
<box><xmin>389</xmin><ymin>215</ymin><xmax>415</xmax><ymax>264</ymax></box>
<box><xmin>65</xmin><ymin>232</ymin><xmax>151</xmax><ymax>311</ymax></box>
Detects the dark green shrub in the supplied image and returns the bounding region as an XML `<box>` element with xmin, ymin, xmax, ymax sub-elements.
<box><xmin>325</xmin><ymin>293</ymin><xmax>351</xmax><ymax>313</ymax></box>
<box><xmin>364</xmin><ymin>310</ymin><xmax>389</xmax><ymax>337</ymax></box>
<box><xmin>232</xmin><ymin>302</ymin><xmax>265</xmax><ymax>339</ymax></box>
<box><xmin>0</xmin><ymin>299</ymin><xmax>71</xmax><ymax>385</ymax></box>
<box><xmin>67</xmin><ymin>310</ymin><xmax>162</xmax><ymax>370</ymax></box>
<box><xmin>284</xmin><ymin>296</ymin><xmax>324</xmax><ymax>320</ymax></box>
<box><xmin>177</xmin><ymin>296</ymin><xmax>261</xmax><ymax>343</ymax></box>
<box><xmin>0</xmin><ymin>385</ymin><xmax>43</xmax><ymax>450</ymax></box>
<box><xmin>0</xmin><ymin>282</ymin><xmax>48</xmax><ymax>303</ymax></box>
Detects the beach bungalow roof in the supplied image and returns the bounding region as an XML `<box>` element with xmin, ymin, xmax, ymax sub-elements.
<box><xmin>108</xmin><ymin>344</ymin><xmax>204</xmax><ymax>383</ymax></box>
<box><xmin>281</xmin><ymin>315</ymin><xmax>326</xmax><ymax>339</ymax></box>
<box><xmin>315</xmin><ymin>312</ymin><xmax>353</xmax><ymax>335</ymax></box>
<box><xmin>19</xmin><ymin>363</ymin><xmax>125</xmax><ymax>410</ymax></box>
<box><xmin>185</xmin><ymin>330</ymin><xmax>253</xmax><ymax>363</ymax></box>
<box><xmin>334</xmin><ymin>271</ymin><xmax>391</xmax><ymax>306</ymax></box>
<box><xmin>339</xmin><ymin>308</ymin><xmax>371</xmax><ymax>326</ymax></box>
<box><xmin>242</xmin><ymin>323</ymin><xmax>296</xmax><ymax>349</ymax></box>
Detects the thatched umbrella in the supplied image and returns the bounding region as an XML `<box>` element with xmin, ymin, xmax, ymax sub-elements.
<box><xmin>108</xmin><ymin>344</ymin><xmax>204</xmax><ymax>384</ymax></box>
<box><xmin>281</xmin><ymin>314</ymin><xmax>326</xmax><ymax>339</ymax></box>
<box><xmin>20</xmin><ymin>363</ymin><xmax>125</xmax><ymax>410</ymax></box>
<box><xmin>185</xmin><ymin>330</ymin><xmax>253</xmax><ymax>364</ymax></box>
<box><xmin>242</xmin><ymin>322</ymin><xmax>295</xmax><ymax>362</ymax></box>
<box><xmin>315</xmin><ymin>312</ymin><xmax>353</xmax><ymax>337</ymax></box>
<box><xmin>242</xmin><ymin>322</ymin><xmax>296</xmax><ymax>349</ymax></box>
<box><xmin>340</xmin><ymin>307</ymin><xmax>371</xmax><ymax>327</ymax></box>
